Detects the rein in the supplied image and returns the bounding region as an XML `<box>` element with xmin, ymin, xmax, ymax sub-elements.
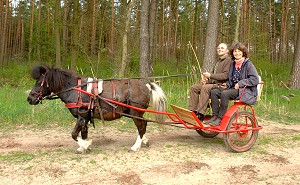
<box><xmin>42</xmin><ymin>73</ymin><xmax>201</xmax><ymax>101</ymax></box>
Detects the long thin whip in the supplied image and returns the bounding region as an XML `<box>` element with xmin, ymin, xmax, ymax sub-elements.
<box><xmin>189</xmin><ymin>41</ymin><xmax>203</xmax><ymax>80</ymax></box>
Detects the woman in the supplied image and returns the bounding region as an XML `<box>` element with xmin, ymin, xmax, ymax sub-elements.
<box><xmin>206</xmin><ymin>42</ymin><xmax>260</xmax><ymax>126</ymax></box>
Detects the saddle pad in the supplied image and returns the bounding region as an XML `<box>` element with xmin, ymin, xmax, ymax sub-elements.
<box><xmin>86</xmin><ymin>78</ymin><xmax>103</xmax><ymax>94</ymax></box>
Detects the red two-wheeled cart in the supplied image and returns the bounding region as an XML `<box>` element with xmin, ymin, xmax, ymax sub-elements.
<box><xmin>84</xmin><ymin>81</ymin><xmax>264</xmax><ymax>153</ymax></box>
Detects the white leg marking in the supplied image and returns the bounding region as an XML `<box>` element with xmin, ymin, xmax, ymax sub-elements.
<box><xmin>142</xmin><ymin>135</ymin><xmax>149</xmax><ymax>146</ymax></box>
<box><xmin>131</xmin><ymin>135</ymin><xmax>143</xmax><ymax>152</ymax></box>
<box><xmin>77</xmin><ymin>137</ymin><xmax>93</xmax><ymax>153</ymax></box>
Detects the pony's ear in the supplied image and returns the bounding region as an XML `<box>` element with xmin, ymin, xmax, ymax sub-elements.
<box><xmin>31</xmin><ymin>65</ymin><xmax>48</xmax><ymax>80</ymax></box>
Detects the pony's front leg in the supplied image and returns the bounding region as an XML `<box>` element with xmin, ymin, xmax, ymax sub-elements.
<box><xmin>71</xmin><ymin>117</ymin><xmax>85</xmax><ymax>141</ymax></box>
<box><xmin>72</xmin><ymin>117</ymin><xmax>92</xmax><ymax>154</ymax></box>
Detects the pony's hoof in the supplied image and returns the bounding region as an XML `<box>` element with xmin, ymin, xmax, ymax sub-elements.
<box><xmin>74</xmin><ymin>146</ymin><xmax>91</xmax><ymax>154</ymax></box>
<box><xmin>74</xmin><ymin>149</ymin><xmax>83</xmax><ymax>154</ymax></box>
<box><xmin>128</xmin><ymin>148</ymin><xmax>139</xmax><ymax>152</ymax></box>
<box><xmin>144</xmin><ymin>142</ymin><xmax>150</xmax><ymax>147</ymax></box>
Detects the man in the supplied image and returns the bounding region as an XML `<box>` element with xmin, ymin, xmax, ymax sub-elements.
<box><xmin>188</xmin><ymin>43</ymin><xmax>232</xmax><ymax>121</ymax></box>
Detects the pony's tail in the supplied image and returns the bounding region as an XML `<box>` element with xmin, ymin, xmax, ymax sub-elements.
<box><xmin>146</xmin><ymin>82</ymin><xmax>166</xmax><ymax>122</ymax></box>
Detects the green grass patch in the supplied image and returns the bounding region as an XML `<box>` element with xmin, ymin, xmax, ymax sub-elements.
<box><xmin>0</xmin><ymin>85</ymin><xmax>74</xmax><ymax>130</ymax></box>
<box><xmin>0</xmin><ymin>151</ymin><xmax>35</xmax><ymax>163</ymax></box>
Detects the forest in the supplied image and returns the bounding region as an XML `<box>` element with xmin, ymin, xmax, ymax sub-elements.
<box><xmin>0</xmin><ymin>0</ymin><xmax>300</xmax><ymax>89</ymax></box>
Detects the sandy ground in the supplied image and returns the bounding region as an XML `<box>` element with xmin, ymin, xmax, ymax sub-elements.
<box><xmin>0</xmin><ymin>119</ymin><xmax>299</xmax><ymax>185</ymax></box>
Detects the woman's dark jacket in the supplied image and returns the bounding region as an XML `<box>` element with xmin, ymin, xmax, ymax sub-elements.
<box><xmin>226</xmin><ymin>59</ymin><xmax>260</xmax><ymax>105</ymax></box>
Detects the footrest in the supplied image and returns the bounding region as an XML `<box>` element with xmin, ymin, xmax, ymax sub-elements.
<box><xmin>170</xmin><ymin>104</ymin><xmax>199</xmax><ymax>125</ymax></box>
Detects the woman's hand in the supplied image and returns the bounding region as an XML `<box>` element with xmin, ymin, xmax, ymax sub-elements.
<box><xmin>234</xmin><ymin>83</ymin><xmax>239</xmax><ymax>89</ymax></box>
<box><xmin>220</xmin><ymin>83</ymin><xmax>227</xmax><ymax>89</ymax></box>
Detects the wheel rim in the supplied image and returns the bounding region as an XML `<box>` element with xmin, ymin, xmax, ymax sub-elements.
<box><xmin>224</xmin><ymin>112</ymin><xmax>258</xmax><ymax>152</ymax></box>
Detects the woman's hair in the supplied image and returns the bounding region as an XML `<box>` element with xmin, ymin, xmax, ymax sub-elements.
<box><xmin>229</xmin><ymin>42</ymin><xmax>248</xmax><ymax>59</ymax></box>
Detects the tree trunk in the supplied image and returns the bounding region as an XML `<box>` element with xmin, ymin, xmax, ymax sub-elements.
<box><xmin>91</xmin><ymin>0</ymin><xmax>96</xmax><ymax>56</ymax></box>
<box><xmin>110</xmin><ymin>0</ymin><xmax>116</xmax><ymax>61</ymax></box>
<box><xmin>202</xmin><ymin>0</ymin><xmax>219</xmax><ymax>73</ymax></box>
<box><xmin>279</xmin><ymin>0</ymin><xmax>289</xmax><ymax>63</ymax></box>
<box><xmin>233</xmin><ymin>0</ymin><xmax>241</xmax><ymax>43</ymax></box>
<box><xmin>0</xmin><ymin>0</ymin><xmax>3</xmax><ymax>42</ymax></box>
<box><xmin>28</xmin><ymin>0</ymin><xmax>35</xmax><ymax>63</ymax></box>
<box><xmin>199</xmin><ymin>0</ymin><xmax>207</xmax><ymax>59</ymax></box>
<box><xmin>133</xmin><ymin>0</ymin><xmax>140</xmax><ymax>49</ymax></box>
<box><xmin>119</xmin><ymin>0</ymin><xmax>134</xmax><ymax>77</ymax></box>
<box><xmin>166</xmin><ymin>0</ymin><xmax>170</xmax><ymax>59</ymax></box>
<box><xmin>0</xmin><ymin>0</ymin><xmax>9</xmax><ymax>67</ymax></box>
<box><xmin>220</xmin><ymin>0</ymin><xmax>225</xmax><ymax>42</ymax></box>
<box><xmin>36</xmin><ymin>0</ymin><xmax>41</xmax><ymax>61</ymax></box>
<box><xmin>149</xmin><ymin>0</ymin><xmax>158</xmax><ymax>70</ymax></box>
<box><xmin>14</xmin><ymin>6</ymin><xmax>22</xmax><ymax>62</ymax></box>
<box><xmin>71</xmin><ymin>0</ymin><xmax>79</xmax><ymax>71</ymax></box>
<box><xmin>269</xmin><ymin>0</ymin><xmax>274</xmax><ymax>61</ymax></box>
<box><xmin>273</xmin><ymin>0</ymin><xmax>278</xmax><ymax>61</ymax></box>
<box><xmin>139</xmin><ymin>0</ymin><xmax>151</xmax><ymax>77</ymax></box>
<box><xmin>54</xmin><ymin>0</ymin><xmax>61</xmax><ymax>67</ymax></box>
<box><xmin>63</xmin><ymin>0</ymin><xmax>69</xmax><ymax>53</ymax></box>
<box><xmin>21</xmin><ymin>22</ymin><xmax>25</xmax><ymax>63</ymax></box>
<box><xmin>290</xmin><ymin>15</ymin><xmax>300</xmax><ymax>89</ymax></box>
<box><xmin>241</xmin><ymin>0</ymin><xmax>249</xmax><ymax>44</ymax></box>
<box><xmin>173</xmin><ymin>1</ymin><xmax>179</xmax><ymax>58</ymax></box>
<box><xmin>160</xmin><ymin>0</ymin><xmax>165</xmax><ymax>59</ymax></box>
<box><xmin>294</xmin><ymin>0</ymin><xmax>299</xmax><ymax>51</ymax></box>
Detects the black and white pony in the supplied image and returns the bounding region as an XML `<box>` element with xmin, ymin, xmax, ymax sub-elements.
<box><xmin>27</xmin><ymin>65</ymin><xmax>166</xmax><ymax>153</ymax></box>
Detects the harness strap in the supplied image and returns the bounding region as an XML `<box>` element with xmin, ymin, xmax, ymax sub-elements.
<box><xmin>127</xmin><ymin>80</ymin><xmax>130</xmax><ymax>105</ymax></box>
<box><xmin>65</xmin><ymin>78</ymin><xmax>92</xmax><ymax>109</ymax></box>
<box><xmin>111</xmin><ymin>80</ymin><xmax>116</xmax><ymax>117</ymax></box>
<box><xmin>77</xmin><ymin>79</ymin><xmax>83</xmax><ymax>106</ymax></box>
<box><xmin>91</xmin><ymin>82</ymin><xmax>99</xmax><ymax>95</ymax></box>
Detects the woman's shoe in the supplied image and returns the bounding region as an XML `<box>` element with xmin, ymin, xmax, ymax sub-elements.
<box><xmin>209</xmin><ymin>118</ymin><xmax>221</xmax><ymax>126</ymax></box>
<box><xmin>204</xmin><ymin>115</ymin><xmax>217</xmax><ymax>124</ymax></box>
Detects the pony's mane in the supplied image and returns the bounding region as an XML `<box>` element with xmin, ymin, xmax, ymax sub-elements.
<box><xmin>46</xmin><ymin>67</ymin><xmax>77</xmax><ymax>92</ymax></box>
<box><xmin>31</xmin><ymin>65</ymin><xmax>78</xmax><ymax>93</ymax></box>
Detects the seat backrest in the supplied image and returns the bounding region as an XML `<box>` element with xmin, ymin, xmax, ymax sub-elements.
<box><xmin>257</xmin><ymin>76</ymin><xmax>264</xmax><ymax>101</ymax></box>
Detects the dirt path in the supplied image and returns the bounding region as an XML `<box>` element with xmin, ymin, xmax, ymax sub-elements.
<box><xmin>0</xmin><ymin>120</ymin><xmax>299</xmax><ymax>185</ymax></box>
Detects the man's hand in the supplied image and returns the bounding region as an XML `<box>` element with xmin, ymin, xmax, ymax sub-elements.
<box><xmin>234</xmin><ymin>83</ymin><xmax>239</xmax><ymax>89</ymax></box>
<box><xmin>201</xmin><ymin>79</ymin><xmax>207</xmax><ymax>85</ymax></box>
<box><xmin>202</xmin><ymin>72</ymin><xmax>211</xmax><ymax>78</ymax></box>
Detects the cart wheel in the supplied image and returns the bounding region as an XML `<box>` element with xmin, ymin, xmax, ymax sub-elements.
<box><xmin>223</xmin><ymin>111</ymin><xmax>258</xmax><ymax>152</ymax></box>
<box><xmin>196</xmin><ymin>130</ymin><xmax>219</xmax><ymax>138</ymax></box>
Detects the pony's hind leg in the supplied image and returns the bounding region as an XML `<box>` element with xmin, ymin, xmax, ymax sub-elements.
<box><xmin>142</xmin><ymin>135</ymin><xmax>149</xmax><ymax>147</ymax></box>
<box><xmin>130</xmin><ymin>118</ymin><xmax>148</xmax><ymax>152</ymax></box>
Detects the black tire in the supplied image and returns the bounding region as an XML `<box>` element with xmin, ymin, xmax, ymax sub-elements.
<box><xmin>223</xmin><ymin>111</ymin><xmax>259</xmax><ymax>152</ymax></box>
<box><xmin>196</xmin><ymin>115</ymin><xmax>219</xmax><ymax>138</ymax></box>
<box><xmin>196</xmin><ymin>129</ymin><xmax>219</xmax><ymax>138</ymax></box>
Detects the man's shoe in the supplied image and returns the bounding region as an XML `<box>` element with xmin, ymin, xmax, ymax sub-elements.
<box><xmin>204</xmin><ymin>115</ymin><xmax>217</xmax><ymax>124</ymax></box>
<box><xmin>209</xmin><ymin>118</ymin><xmax>221</xmax><ymax>126</ymax></box>
<box><xmin>195</xmin><ymin>112</ymin><xmax>204</xmax><ymax>121</ymax></box>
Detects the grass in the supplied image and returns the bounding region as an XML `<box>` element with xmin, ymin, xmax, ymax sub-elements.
<box><xmin>0</xmin><ymin>84</ymin><xmax>75</xmax><ymax>130</ymax></box>
<box><xmin>0</xmin><ymin>60</ymin><xmax>299</xmax><ymax>132</ymax></box>
<box><xmin>0</xmin><ymin>151</ymin><xmax>35</xmax><ymax>163</ymax></box>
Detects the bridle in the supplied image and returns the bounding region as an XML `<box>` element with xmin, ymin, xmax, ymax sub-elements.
<box><xmin>30</xmin><ymin>76</ymin><xmax>48</xmax><ymax>104</ymax></box>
